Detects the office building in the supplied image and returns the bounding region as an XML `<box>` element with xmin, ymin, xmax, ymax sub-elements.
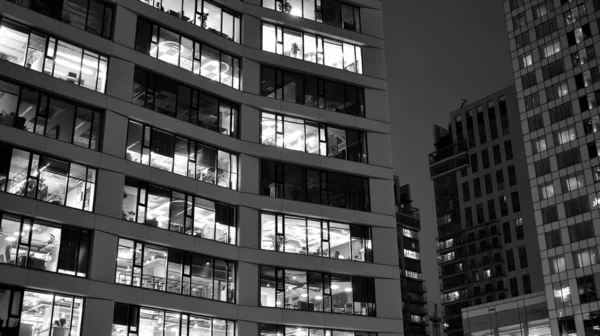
<box><xmin>0</xmin><ymin>0</ymin><xmax>402</xmax><ymax>335</ymax></box>
<box><xmin>503</xmin><ymin>0</ymin><xmax>600</xmax><ymax>333</ymax></box>
<box><xmin>394</xmin><ymin>178</ymin><xmax>428</xmax><ymax>336</ymax></box>
<box><xmin>429</xmin><ymin>86</ymin><xmax>544</xmax><ymax>336</ymax></box>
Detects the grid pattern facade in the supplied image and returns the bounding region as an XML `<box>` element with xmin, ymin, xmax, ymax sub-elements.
<box><xmin>503</xmin><ymin>0</ymin><xmax>600</xmax><ymax>334</ymax></box>
<box><xmin>430</xmin><ymin>87</ymin><xmax>543</xmax><ymax>336</ymax></box>
<box><xmin>0</xmin><ymin>0</ymin><xmax>402</xmax><ymax>335</ymax></box>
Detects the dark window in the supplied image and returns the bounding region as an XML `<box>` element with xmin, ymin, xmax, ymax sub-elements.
<box><xmin>508</xmin><ymin>166</ymin><xmax>517</xmax><ymax>186</ymax></box>
<box><xmin>577</xmin><ymin>276</ymin><xmax>597</xmax><ymax>303</ymax></box>
<box><xmin>549</xmin><ymin>103</ymin><xmax>573</xmax><ymax>123</ymax></box>
<box><xmin>500</xmin><ymin>195</ymin><xmax>509</xmax><ymax>216</ymax></box>
<box><xmin>493</xmin><ymin>145</ymin><xmax>502</xmax><ymax>165</ymax></box>
<box><xmin>504</xmin><ymin>141</ymin><xmax>513</xmax><ymax>161</ymax></box>
<box><xmin>567</xmin><ymin>24</ymin><xmax>592</xmax><ymax>46</ymax></box>
<box><xmin>541</xmin><ymin>59</ymin><xmax>566</xmax><ymax>80</ymax></box>
<box><xmin>513</xmin><ymin>12</ymin><xmax>526</xmax><ymax>29</ymax></box>
<box><xmin>465</xmin><ymin>207</ymin><xmax>473</xmax><ymax>227</ymax></box>
<box><xmin>477</xmin><ymin>106</ymin><xmax>487</xmax><ymax>144</ymax></box>
<box><xmin>546</xmin><ymin>230</ymin><xmax>562</xmax><ymax>249</ymax></box>
<box><xmin>534</xmin><ymin>158</ymin><xmax>551</xmax><ymax>177</ymax></box>
<box><xmin>471</xmin><ymin>153</ymin><xmax>479</xmax><ymax>173</ymax></box>
<box><xmin>509</xmin><ymin>0</ymin><xmax>524</xmax><ymax>10</ymax></box>
<box><xmin>545</xmin><ymin>81</ymin><xmax>569</xmax><ymax>102</ymax></box>
<box><xmin>535</xmin><ymin>17</ymin><xmax>558</xmax><ymax>39</ymax></box>
<box><xmin>528</xmin><ymin>114</ymin><xmax>544</xmax><ymax>132</ymax></box>
<box><xmin>474</xmin><ymin>178</ymin><xmax>482</xmax><ymax>198</ymax></box>
<box><xmin>476</xmin><ymin>203</ymin><xmax>484</xmax><ymax>224</ymax></box>
<box><xmin>564</xmin><ymin>196</ymin><xmax>591</xmax><ymax>218</ymax></box>
<box><xmin>589</xmin><ymin>141</ymin><xmax>600</xmax><ymax>159</ymax></box>
<box><xmin>503</xmin><ymin>222</ymin><xmax>512</xmax><ymax>243</ymax></box>
<box><xmin>572</xmin><ymin>45</ymin><xmax>597</xmax><ymax>67</ymax></box>
<box><xmin>482</xmin><ymin>149</ymin><xmax>490</xmax><ymax>169</ymax></box>
<box><xmin>533</xmin><ymin>1</ymin><xmax>554</xmax><ymax>20</ymax></box>
<box><xmin>593</xmin><ymin>166</ymin><xmax>600</xmax><ymax>182</ymax></box>
<box><xmin>496</xmin><ymin>170</ymin><xmax>505</xmax><ymax>191</ymax></box>
<box><xmin>569</xmin><ymin>221</ymin><xmax>595</xmax><ymax>242</ymax></box>
<box><xmin>524</xmin><ymin>92</ymin><xmax>540</xmax><ymax>110</ymax></box>
<box><xmin>488</xmin><ymin>101</ymin><xmax>498</xmax><ymax>140</ymax></box>
<box><xmin>510</xmin><ymin>277</ymin><xmax>519</xmax><ymax>297</ymax></box>
<box><xmin>261</xmin><ymin>66</ymin><xmax>365</xmax><ymax>117</ymax></box>
<box><xmin>516</xmin><ymin>32</ymin><xmax>531</xmax><ymax>49</ymax></box>
<box><xmin>542</xmin><ymin>205</ymin><xmax>559</xmax><ymax>224</ymax></box>
<box><xmin>487</xmin><ymin>199</ymin><xmax>496</xmax><ymax>221</ymax></box>
<box><xmin>584</xmin><ymin>116</ymin><xmax>600</xmax><ymax>135</ymax></box>
<box><xmin>499</xmin><ymin>96</ymin><xmax>509</xmax><ymax>135</ymax></box>
<box><xmin>511</xmin><ymin>192</ymin><xmax>521</xmax><ymax>213</ymax></box>
<box><xmin>260</xmin><ymin>160</ymin><xmax>370</xmax><ymax>211</ymax></box>
<box><xmin>521</xmin><ymin>71</ymin><xmax>537</xmax><ymax>90</ymax></box>
<box><xmin>485</xmin><ymin>174</ymin><xmax>493</xmax><ymax>195</ymax></box>
<box><xmin>518</xmin><ymin>246</ymin><xmax>528</xmax><ymax>268</ymax></box>
<box><xmin>575</xmin><ymin>67</ymin><xmax>600</xmax><ymax>89</ymax></box>
<box><xmin>522</xmin><ymin>275</ymin><xmax>532</xmax><ymax>294</ymax></box>
<box><xmin>558</xmin><ymin>317</ymin><xmax>576</xmax><ymax>335</ymax></box>
<box><xmin>462</xmin><ymin>182</ymin><xmax>470</xmax><ymax>202</ymax></box>
<box><xmin>133</xmin><ymin>68</ymin><xmax>238</xmax><ymax>137</ymax></box>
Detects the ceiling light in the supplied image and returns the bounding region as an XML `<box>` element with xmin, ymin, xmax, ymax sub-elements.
<box><xmin>5</xmin><ymin>236</ymin><xmax>16</xmax><ymax>242</ymax></box>
<box><xmin>344</xmin><ymin>287</ymin><xmax>352</xmax><ymax>292</ymax></box>
<box><xmin>331</xmin><ymin>285</ymin><xmax>339</xmax><ymax>290</ymax></box>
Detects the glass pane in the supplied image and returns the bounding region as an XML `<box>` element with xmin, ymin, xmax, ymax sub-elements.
<box><xmin>284</xmin><ymin>28</ymin><xmax>303</xmax><ymax>59</ymax></box>
<box><xmin>28</xmin><ymin>222</ymin><xmax>61</xmax><ymax>272</ymax></box>
<box><xmin>200</xmin><ymin>46</ymin><xmax>221</xmax><ymax>82</ymax></box>
<box><xmin>20</xmin><ymin>291</ymin><xmax>53</xmax><ymax>333</ymax></box>
<box><xmin>62</xmin><ymin>0</ymin><xmax>88</xmax><ymax>30</ymax></box>
<box><xmin>38</xmin><ymin>156</ymin><xmax>69</xmax><ymax>205</ymax></box>
<box><xmin>262</xmin><ymin>24</ymin><xmax>277</xmax><ymax>53</ymax></box>
<box><xmin>214</xmin><ymin>259</ymin><xmax>228</xmax><ymax>301</ymax></box>
<box><xmin>0</xmin><ymin>79</ymin><xmax>20</xmax><ymax>127</ymax></box>
<box><xmin>46</xmin><ymin>98</ymin><xmax>76</xmax><ymax>144</ymax></box>
<box><xmin>191</xmin><ymin>254</ymin><xmax>213</xmax><ymax>299</ymax></box>
<box><xmin>146</xmin><ymin>185</ymin><xmax>171</xmax><ymax>229</ymax></box>
<box><xmin>126</xmin><ymin>121</ymin><xmax>144</xmax><ymax>163</ymax></box>
<box><xmin>164</xmin><ymin>312</ymin><xmax>181</xmax><ymax>336</ymax></box>
<box><xmin>158</xmin><ymin>28</ymin><xmax>180</xmax><ymax>66</ymax></box>
<box><xmin>308</xmin><ymin>272</ymin><xmax>323</xmax><ymax>311</ymax></box>
<box><xmin>150</xmin><ymin>128</ymin><xmax>175</xmax><ymax>172</ymax></box>
<box><xmin>116</xmin><ymin>238</ymin><xmax>134</xmax><ymax>284</ymax></box>
<box><xmin>194</xmin><ymin>197</ymin><xmax>215</xmax><ymax>239</ymax></box>
<box><xmin>307</xmin><ymin>220</ymin><xmax>321</xmax><ymax>256</ymax></box>
<box><xmin>285</xmin><ymin>216</ymin><xmax>307</xmax><ymax>254</ymax></box>
<box><xmin>139</xmin><ymin>308</ymin><xmax>164</xmax><ymax>336</ymax></box>
<box><xmin>285</xmin><ymin>269</ymin><xmax>307</xmax><ymax>309</ymax></box>
<box><xmin>141</xmin><ymin>245</ymin><xmax>167</xmax><ymax>291</ymax></box>
<box><xmin>53</xmin><ymin>41</ymin><xmax>84</xmax><ymax>86</ymax></box>
<box><xmin>261</xmin><ymin>213</ymin><xmax>276</xmax><ymax>250</ymax></box>
<box><xmin>73</xmin><ymin>107</ymin><xmax>95</xmax><ymax>148</ymax></box>
<box><xmin>327</xmin><ymin>127</ymin><xmax>347</xmax><ymax>159</ymax></box>
<box><xmin>166</xmin><ymin>250</ymin><xmax>182</xmax><ymax>294</ymax></box>
<box><xmin>323</xmin><ymin>39</ymin><xmax>343</xmax><ymax>69</ymax></box>
<box><xmin>331</xmin><ymin>274</ymin><xmax>352</xmax><ymax>314</ymax></box>
<box><xmin>284</xmin><ymin>117</ymin><xmax>305</xmax><ymax>152</ymax></box>
<box><xmin>25</xmin><ymin>32</ymin><xmax>47</xmax><ymax>73</ymax></box>
<box><xmin>0</xmin><ymin>20</ymin><xmax>30</xmax><ymax>67</ymax></box>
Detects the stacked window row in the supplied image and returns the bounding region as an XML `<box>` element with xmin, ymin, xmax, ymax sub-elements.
<box><xmin>122</xmin><ymin>177</ymin><xmax>237</xmax><ymax>244</ymax></box>
<box><xmin>0</xmin><ymin>143</ymin><xmax>97</xmax><ymax>212</ymax></box>
<box><xmin>0</xmin><ymin>77</ymin><xmax>102</xmax><ymax>150</ymax></box>
<box><xmin>139</xmin><ymin>0</ymin><xmax>241</xmax><ymax>43</ymax></box>
<box><xmin>260</xmin><ymin>212</ymin><xmax>373</xmax><ymax>262</ymax></box>
<box><xmin>135</xmin><ymin>18</ymin><xmax>240</xmax><ymax>89</ymax></box>
<box><xmin>261</xmin><ymin>66</ymin><xmax>366</xmax><ymax>117</ymax></box>
<box><xmin>262</xmin><ymin>23</ymin><xmax>362</xmax><ymax>74</ymax></box>
<box><xmin>260</xmin><ymin>160</ymin><xmax>370</xmax><ymax>211</ymax></box>
<box><xmin>464</xmin><ymin>167</ymin><xmax>517</xmax><ymax>202</ymax></box>
<box><xmin>262</xmin><ymin>0</ymin><xmax>362</xmax><ymax>32</ymax></box>
<box><xmin>468</xmin><ymin>141</ymin><xmax>514</xmax><ymax>176</ymax></box>
<box><xmin>9</xmin><ymin>0</ymin><xmax>114</xmax><ymax>39</ymax></box>
<box><xmin>126</xmin><ymin>121</ymin><xmax>238</xmax><ymax>189</ymax></box>
<box><xmin>116</xmin><ymin>238</ymin><xmax>236</xmax><ymax>302</ymax></box>
<box><xmin>260</xmin><ymin>324</ymin><xmax>376</xmax><ymax>336</ymax></box>
<box><xmin>261</xmin><ymin>112</ymin><xmax>367</xmax><ymax>163</ymax></box>
<box><xmin>133</xmin><ymin>68</ymin><xmax>238</xmax><ymax>137</ymax></box>
<box><xmin>453</xmin><ymin>96</ymin><xmax>510</xmax><ymax>148</ymax></box>
<box><xmin>0</xmin><ymin>212</ymin><xmax>90</xmax><ymax>277</ymax></box>
<box><xmin>462</xmin><ymin>193</ymin><xmax>521</xmax><ymax>227</ymax></box>
<box><xmin>260</xmin><ymin>266</ymin><xmax>376</xmax><ymax>316</ymax></box>
<box><xmin>0</xmin><ymin>18</ymin><xmax>108</xmax><ymax>93</ymax></box>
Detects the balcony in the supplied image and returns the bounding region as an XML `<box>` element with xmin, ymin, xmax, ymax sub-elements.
<box><xmin>397</xmin><ymin>206</ymin><xmax>421</xmax><ymax>229</ymax></box>
<box><xmin>429</xmin><ymin>140</ymin><xmax>468</xmax><ymax>164</ymax></box>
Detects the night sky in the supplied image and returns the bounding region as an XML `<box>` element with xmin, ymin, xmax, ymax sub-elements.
<box><xmin>383</xmin><ymin>0</ymin><xmax>514</xmax><ymax>318</ymax></box>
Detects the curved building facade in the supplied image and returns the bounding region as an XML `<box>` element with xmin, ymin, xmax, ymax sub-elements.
<box><xmin>0</xmin><ymin>0</ymin><xmax>401</xmax><ymax>335</ymax></box>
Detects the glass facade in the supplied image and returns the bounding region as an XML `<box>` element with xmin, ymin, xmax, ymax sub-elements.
<box><xmin>135</xmin><ymin>18</ymin><xmax>240</xmax><ymax>89</ymax></box>
<box><xmin>122</xmin><ymin>177</ymin><xmax>237</xmax><ymax>244</ymax></box>
<box><xmin>0</xmin><ymin>212</ymin><xmax>90</xmax><ymax>277</ymax></box>
<box><xmin>0</xmin><ymin>286</ymin><xmax>84</xmax><ymax>336</ymax></box>
<box><xmin>0</xmin><ymin>77</ymin><xmax>102</xmax><ymax>150</ymax></box>
<box><xmin>112</xmin><ymin>302</ymin><xmax>235</xmax><ymax>336</ymax></box>
<box><xmin>132</xmin><ymin>67</ymin><xmax>238</xmax><ymax>137</ymax></box>
<box><xmin>261</xmin><ymin>66</ymin><xmax>366</xmax><ymax>117</ymax></box>
<box><xmin>126</xmin><ymin>121</ymin><xmax>238</xmax><ymax>189</ymax></box>
<box><xmin>260</xmin><ymin>160</ymin><xmax>370</xmax><ymax>211</ymax></box>
<box><xmin>262</xmin><ymin>23</ymin><xmax>362</xmax><ymax>74</ymax></box>
<box><xmin>262</xmin><ymin>0</ymin><xmax>361</xmax><ymax>32</ymax></box>
<box><xmin>260</xmin><ymin>266</ymin><xmax>376</xmax><ymax>316</ymax></box>
<box><xmin>260</xmin><ymin>324</ymin><xmax>376</xmax><ymax>336</ymax></box>
<box><xmin>9</xmin><ymin>0</ymin><xmax>114</xmax><ymax>39</ymax></box>
<box><xmin>260</xmin><ymin>212</ymin><xmax>372</xmax><ymax>262</ymax></box>
<box><xmin>261</xmin><ymin>112</ymin><xmax>367</xmax><ymax>163</ymax></box>
<box><xmin>0</xmin><ymin>18</ymin><xmax>108</xmax><ymax>93</ymax></box>
<box><xmin>115</xmin><ymin>238</ymin><xmax>236</xmax><ymax>302</ymax></box>
<box><xmin>0</xmin><ymin>143</ymin><xmax>97</xmax><ymax>211</ymax></box>
<box><xmin>138</xmin><ymin>0</ymin><xmax>240</xmax><ymax>43</ymax></box>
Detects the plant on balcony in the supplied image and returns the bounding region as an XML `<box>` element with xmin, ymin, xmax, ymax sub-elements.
<box><xmin>278</xmin><ymin>0</ymin><xmax>292</xmax><ymax>14</ymax></box>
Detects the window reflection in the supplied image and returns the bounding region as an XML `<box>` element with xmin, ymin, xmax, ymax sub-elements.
<box><xmin>261</xmin><ymin>66</ymin><xmax>366</xmax><ymax>117</ymax></box>
<box><xmin>262</xmin><ymin>23</ymin><xmax>362</xmax><ymax>74</ymax></box>
<box><xmin>261</xmin><ymin>213</ymin><xmax>372</xmax><ymax>262</ymax></box>
<box><xmin>0</xmin><ymin>143</ymin><xmax>96</xmax><ymax>211</ymax></box>
<box><xmin>112</xmin><ymin>302</ymin><xmax>235</xmax><ymax>336</ymax></box>
<box><xmin>133</xmin><ymin>68</ymin><xmax>239</xmax><ymax>137</ymax></box>
<box><xmin>135</xmin><ymin>18</ymin><xmax>240</xmax><ymax>89</ymax></box>
<box><xmin>115</xmin><ymin>238</ymin><xmax>236</xmax><ymax>303</ymax></box>
<box><xmin>122</xmin><ymin>178</ymin><xmax>237</xmax><ymax>244</ymax></box>
<box><xmin>262</xmin><ymin>0</ymin><xmax>361</xmax><ymax>32</ymax></box>
<box><xmin>0</xmin><ymin>19</ymin><xmax>108</xmax><ymax>93</ymax></box>
<box><xmin>260</xmin><ymin>266</ymin><xmax>375</xmax><ymax>316</ymax></box>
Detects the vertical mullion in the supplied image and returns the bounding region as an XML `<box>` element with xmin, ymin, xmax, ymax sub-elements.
<box><xmin>84</xmin><ymin>0</ymin><xmax>91</xmax><ymax>32</ymax></box>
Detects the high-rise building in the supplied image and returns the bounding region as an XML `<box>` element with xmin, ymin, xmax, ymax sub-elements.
<box><xmin>502</xmin><ymin>0</ymin><xmax>600</xmax><ymax>334</ymax></box>
<box><xmin>394</xmin><ymin>178</ymin><xmax>428</xmax><ymax>336</ymax></box>
<box><xmin>429</xmin><ymin>86</ymin><xmax>544</xmax><ymax>336</ymax></box>
<box><xmin>0</xmin><ymin>0</ymin><xmax>402</xmax><ymax>335</ymax></box>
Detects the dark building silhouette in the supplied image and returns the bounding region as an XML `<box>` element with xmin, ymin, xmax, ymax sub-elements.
<box><xmin>394</xmin><ymin>178</ymin><xmax>428</xmax><ymax>336</ymax></box>
<box><xmin>429</xmin><ymin>86</ymin><xmax>543</xmax><ymax>336</ymax></box>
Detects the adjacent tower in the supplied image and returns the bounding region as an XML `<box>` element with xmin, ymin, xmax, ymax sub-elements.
<box><xmin>0</xmin><ymin>0</ymin><xmax>402</xmax><ymax>335</ymax></box>
<box><xmin>430</xmin><ymin>86</ymin><xmax>543</xmax><ymax>335</ymax></box>
<box><xmin>503</xmin><ymin>0</ymin><xmax>600</xmax><ymax>334</ymax></box>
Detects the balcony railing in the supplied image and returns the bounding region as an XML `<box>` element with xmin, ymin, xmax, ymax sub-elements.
<box><xmin>429</xmin><ymin>140</ymin><xmax>468</xmax><ymax>164</ymax></box>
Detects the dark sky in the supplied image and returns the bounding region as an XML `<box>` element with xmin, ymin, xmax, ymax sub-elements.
<box><xmin>382</xmin><ymin>0</ymin><xmax>514</xmax><ymax>317</ymax></box>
